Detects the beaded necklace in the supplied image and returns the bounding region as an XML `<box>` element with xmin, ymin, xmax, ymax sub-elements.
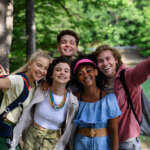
<box><xmin>49</xmin><ymin>90</ymin><xmax>67</xmax><ymax>110</ymax></box>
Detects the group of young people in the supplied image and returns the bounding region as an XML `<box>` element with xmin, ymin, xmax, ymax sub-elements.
<box><xmin>0</xmin><ymin>29</ymin><xmax>150</xmax><ymax>150</ymax></box>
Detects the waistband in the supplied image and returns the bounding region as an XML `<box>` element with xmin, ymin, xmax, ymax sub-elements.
<box><xmin>123</xmin><ymin>137</ymin><xmax>139</xmax><ymax>143</ymax></box>
<box><xmin>33</xmin><ymin>122</ymin><xmax>48</xmax><ymax>131</ymax></box>
<box><xmin>33</xmin><ymin>122</ymin><xmax>60</xmax><ymax>134</ymax></box>
<box><xmin>78</xmin><ymin>127</ymin><xmax>108</xmax><ymax>138</ymax></box>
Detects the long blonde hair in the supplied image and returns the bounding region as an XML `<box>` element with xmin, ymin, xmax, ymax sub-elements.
<box><xmin>12</xmin><ymin>50</ymin><xmax>52</xmax><ymax>74</ymax></box>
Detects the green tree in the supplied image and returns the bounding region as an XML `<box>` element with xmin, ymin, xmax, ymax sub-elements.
<box><xmin>11</xmin><ymin>0</ymin><xmax>150</xmax><ymax>71</ymax></box>
<box><xmin>0</xmin><ymin>0</ymin><xmax>13</xmax><ymax>71</ymax></box>
<box><xmin>26</xmin><ymin>0</ymin><xmax>36</xmax><ymax>60</ymax></box>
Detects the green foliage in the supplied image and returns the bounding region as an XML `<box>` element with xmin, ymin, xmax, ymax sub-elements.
<box><xmin>134</xmin><ymin>1</ymin><xmax>150</xmax><ymax>56</ymax></box>
<box><xmin>11</xmin><ymin>0</ymin><xmax>150</xmax><ymax>72</ymax></box>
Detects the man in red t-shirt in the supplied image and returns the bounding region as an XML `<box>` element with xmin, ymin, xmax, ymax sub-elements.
<box><xmin>94</xmin><ymin>45</ymin><xmax>150</xmax><ymax>150</ymax></box>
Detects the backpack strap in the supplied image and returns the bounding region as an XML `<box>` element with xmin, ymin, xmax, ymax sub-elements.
<box><xmin>0</xmin><ymin>73</ymin><xmax>30</xmax><ymax>118</ymax></box>
<box><xmin>120</xmin><ymin>69</ymin><xmax>141</xmax><ymax>125</ymax></box>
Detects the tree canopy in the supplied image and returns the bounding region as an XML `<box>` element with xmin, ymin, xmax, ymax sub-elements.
<box><xmin>10</xmin><ymin>0</ymin><xmax>150</xmax><ymax>71</ymax></box>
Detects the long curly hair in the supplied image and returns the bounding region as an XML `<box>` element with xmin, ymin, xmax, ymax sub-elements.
<box><xmin>70</xmin><ymin>54</ymin><xmax>106</xmax><ymax>93</ymax></box>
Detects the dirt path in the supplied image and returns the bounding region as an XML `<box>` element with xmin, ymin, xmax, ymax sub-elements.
<box><xmin>117</xmin><ymin>47</ymin><xmax>145</xmax><ymax>67</ymax></box>
<box><xmin>142</xmin><ymin>143</ymin><xmax>150</xmax><ymax>150</ymax></box>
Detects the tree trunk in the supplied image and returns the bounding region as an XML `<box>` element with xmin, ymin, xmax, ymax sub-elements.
<box><xmin>26</xmin><ymin>0</ymin><xmax>36</xmax><ymax>61</ymax></box>
<box><xmin>0</xmin><ymin>0</ymin><xmax>13</xmax><ymax>70</ymax></box>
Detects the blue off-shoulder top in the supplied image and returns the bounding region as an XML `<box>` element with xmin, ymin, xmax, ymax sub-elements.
<box><xmin>73</xmin><ymin>93</ymin><xmax>121</xmax><ymax>150</ymax></box>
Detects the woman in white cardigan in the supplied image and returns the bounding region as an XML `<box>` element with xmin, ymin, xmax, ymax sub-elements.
<box><xmin>22</xmin><ymin>56</ymin><xmax>78</xmax><ymax>150</ymax></box>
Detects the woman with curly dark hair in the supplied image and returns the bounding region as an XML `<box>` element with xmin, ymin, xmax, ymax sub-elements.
<box><xmin>71</xmin><ymin>54</ymin><xmax>121</xmax><ymax>150</ymax></box>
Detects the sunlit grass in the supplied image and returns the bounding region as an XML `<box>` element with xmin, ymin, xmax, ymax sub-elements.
<box><xmin>142</xmin><ymin>78</ymin><xmax>150</xmax><ymax>99</ymax></box>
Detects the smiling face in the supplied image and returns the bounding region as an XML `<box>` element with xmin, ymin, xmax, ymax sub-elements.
<box><xmin>57</xmin><ymin>35</ymin><xmax>78</xmax><ymax>57</ymax></box>
<box><xmin>77</xmin><ymin>64</ymin><xmax>98</xmax><ymax>88</ymax></box>
<box><xmin>96</xmin><ymin>50</ymin><xmax>118</xmax><ymax>78</ymax></box>
<box><xmin>28</xmin><ymin>56</ymin><xmax>50</xmax><ymax>81</ymax></box>
<box><xmin>51</xmin><ymin>62</ymin><xmax>71</xmax><ymax>84</ymax></box>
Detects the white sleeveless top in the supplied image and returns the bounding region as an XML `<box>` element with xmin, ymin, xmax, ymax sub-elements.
<box><xmin>34</xmin><ymin>92</ymin><xmax>69</xmax><ymax>130</ymax></box>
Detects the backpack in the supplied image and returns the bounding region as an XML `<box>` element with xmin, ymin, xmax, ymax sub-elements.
<box><xmin>0</xmin><ymin>73</ymin><xmax>30</xmax><ymax>137</ymax></box>
<box><xmin>120</xmin><ymin>69</ymin><xmax>150</xmax><ymax>136</ymax></box>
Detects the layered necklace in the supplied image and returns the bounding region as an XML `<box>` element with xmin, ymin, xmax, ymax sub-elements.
<box><xmin>49</xmin><ymin>89</ymin><xmax>67</xmax><ymax>110</ymax></box>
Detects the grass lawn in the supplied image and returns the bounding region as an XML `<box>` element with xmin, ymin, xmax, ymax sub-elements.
<box><xmin>140</xmin><ymin>78</ymin><xmax>150</xmax><ymax>148</ymax></box>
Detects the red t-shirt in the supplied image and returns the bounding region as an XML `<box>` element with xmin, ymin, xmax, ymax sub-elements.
<box><xmin>115</xmin><ymin>58</ymin><xmax>150</xmax><ymax>142</ymax></box>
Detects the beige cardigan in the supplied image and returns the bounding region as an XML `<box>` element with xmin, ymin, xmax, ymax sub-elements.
<box><xmin>10</xmin><ymin>87</ymin><xmax>79</xmax><ymax>150</ymax></box>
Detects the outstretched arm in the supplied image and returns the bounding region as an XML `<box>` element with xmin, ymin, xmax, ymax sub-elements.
<box><xmin>108</xmin><ymin>117</ymin><xmax>119</xmax><ymax>150</ymax></box>
<box><xmin>125</xmin><ymin>57</ymin><xmax>150</xmax><ymax>87</ymax></box>
<box><xmin>11</xmin><ymin>64</ymin><xmax>27</xmax><ymax>75</ymax></box>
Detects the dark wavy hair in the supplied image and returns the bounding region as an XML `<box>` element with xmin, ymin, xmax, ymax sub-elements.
<box><xmin>70</xmin><ymin>54</ymin><xmax>106</xmax><ymax>92</ymax></box>
<box><xmin>46</xmin><ymin>56</ymin><xmax>71</xmax><ymax>86</ymax></box>
<box><xmin>57</xmin><ymin>29</ymin><xmax>79</xmax><ymax>46</ymax></box>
